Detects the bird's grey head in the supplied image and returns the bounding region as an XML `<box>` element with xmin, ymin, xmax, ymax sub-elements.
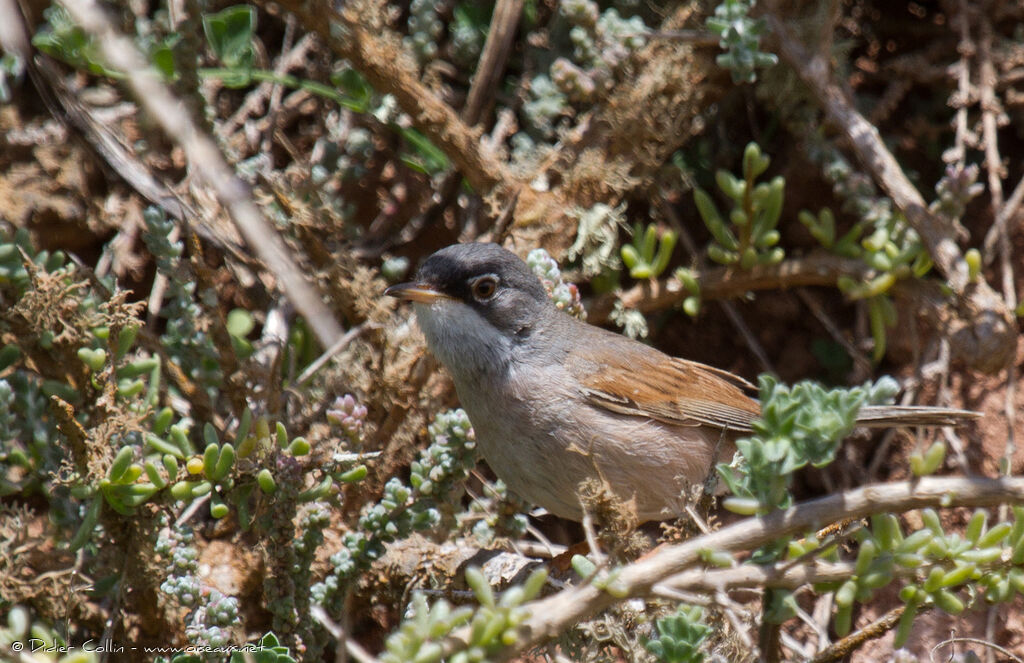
<box><xmin>385</xmin><ymin>243</ymin><xmax>552</xmax><ymax>379</ymax></box>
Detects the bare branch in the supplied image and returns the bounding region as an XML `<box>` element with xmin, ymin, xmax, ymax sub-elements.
<box><xmin>586</xmin><ymin>252</ymin><xmax>871</xmax><ymax>324</ymax></box>
<box><xmin>808</xmin><ymin>605</ymin><xmax>907</xmax><ymax>663</ymax></box>
<box><xmin>661</xmin><ymin>560</ymin><xmax>860</xmax><ymax>594</ymax></box>
<box><xmin>765</xmin><ymin>9</ymin><xmax>969</xmax><ymax>292</ymax></box>
<box><xmin>441</xmin><ymin>476</ymin><xmax>1024</xmax><ymax>659</ymax></box>
<box><xmin>463</xmin><ymin>0</ymin><xmax>523</xmax><ymax>127</ymax></box>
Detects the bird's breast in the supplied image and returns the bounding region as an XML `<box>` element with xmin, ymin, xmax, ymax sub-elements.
<box><xmin>451</xmin><ymin>361</ymin><xmax>727</xmax><ymax>522</ymax></box>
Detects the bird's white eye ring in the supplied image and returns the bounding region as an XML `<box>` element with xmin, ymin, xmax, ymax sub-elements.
<box><xmin>471</xmin><ymin>275</ymin><xmax>498</xmax><ymax>300</ymax></box>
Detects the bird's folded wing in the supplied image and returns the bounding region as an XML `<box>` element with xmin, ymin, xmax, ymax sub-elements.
<box><xmin>577</xmin><ymin>353</ymin><xmax>761</xmax><ymax>432</ymax></box>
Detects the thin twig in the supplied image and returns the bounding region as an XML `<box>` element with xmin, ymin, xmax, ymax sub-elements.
<box><xmin>977</xmin><ymin>5</ymin><xmax>1018</xmax><ymax>485</ymax></box>
<box><xmin>811</xmin><ymin>593</ymin><xmax>835</xmax><ymax>654</ymax></box>
<box><xmin>982</xmin><ymin>172</ymin><xmax>1024</xmax><ymax>261</ymax></box>
<box><xmin>97</xmin><ymin>569</ymin><xmax>127</xmax><ymax>663</ymax></box>
<box><xmin>221</xmin><ymin>33</ymin><xmax>317</xmax><ymax>138</ymax></box>
<box><xmin>714</xmin><ymin>590</ymin><xmax>756</xmax><ymax>650</ymax></box>
<box><xmin>808</xmin><ymin>605</ymin><xmax>906</xmax><ymax>663</ymax></box>
<box><xmin>931</xmin><ymin>636</ymin><xmax>1024</xmax><ymax>663</ymax></box>
<box><xmin>256</xmin><ymin>304</ymin><xmax>291</xmax><ymax>412</ymax></box>
<box><xmin>587</xmin><ymin>252</ymin><xmax>872</xmax><ymax>324</ymax></box>
<box><xmin>719</xmin><ymin>300</ymin><xmax>774</xmax><ymax>375</ymax></box>
<box><xmin>580</xmin><ymin>508</ymin><xmax>605</xmax><ymax>567</ymax></box>
<box><xmin>975</xmin><ymin>8</ymin><xmax>1017</xmax><ymax>660</ymax></box>
<box><xmin>648</xmin><ymin>584</ymin><xmax>713</xmax><ymax>606</ymax></box>
<box><xmin>259</xmin><ymin>14</ymin><xmax>297</xmax><ymax>161</ymax></box>
<box><xmin>661</xmin><ymin>560</ymin><xmax>863</xmax><ymax>595</ymax></box>
<box><xmin>174</xmin><ymin>493</ymin><xmax>210</xmax><ymax>528</ymax></box>
<box><xmin>312</xmin><ymin>605</ymin><xmax>382</xmax><ymax>663</ymax></box>
<box><xmin>780</xmin><ymin>632</ymin><xmax>812</xmax><ymax>661</ymax></box>
<box><xmin>462</xmin><ymin>0</ymin><xmax>523</xmax><ymax>127</ymax></box>
<box><xmin>792</xmin><ymin>601</ymin><xmax>830</xmax><ymax>655</ymax></box>
<box><xmin>946</xmin><ymin>0</ymin><xmax>975</xmax><ymax>167</ymax></box>
<box><xmin>488</xmin><ymin>189</ymin><xmax>521</xmax><ymax>246</ymax></box>
<box><xmin>795</xmin><ymin>288</ymin><xmax>872</xmax><ymax>380</ymax></box>
<box><xmin>293</xmin><ymin>322</ymin><xmax>379</xmax><ymax>388</ymax></box>
<box><xmin>978</xmin><ymin>10</ymin><xmax>1006</xmax><ymax>215</ymax></box>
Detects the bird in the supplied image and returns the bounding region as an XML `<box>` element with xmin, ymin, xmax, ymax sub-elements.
<box><xmin>386</xmin><ymin>242</ymin><xmax>979</xmax><ymax>522</ymax></box>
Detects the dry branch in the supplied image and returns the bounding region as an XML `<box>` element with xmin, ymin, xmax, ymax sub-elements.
<box><xmin>590</xmin><ymin>254</ymin><xmax>1010</xmax><ymax>373</ymax></box>
<box><xmin>808</xmin><ymin>605</ymin><xmax>907</xmax><ymax>663</ymax></box>
<box><xmin>765</xmin><ymin>10</ymin><xmax>968</xmax><ymax>292</ymax></box>
<box><xmin>663</xmin><ymin>560</ymin><xmax>859</xmax><ymax>594</ymax></box>
<box><xmin>587</xmin><ymin>252</ymin><xmax>871</xmax><ymax>323</ymax></box>
<box><xmin>463</xmin><ymin>0</ymin><xmax>523</xmax><ymax>128</ymax></box>
<box><xmin>269</xmin><ymin>0</ymin><xmax>513</xmax><ymax>196</ymax></box>
<box><xmin>764</xmin><ymin>9</ymin><xmax>1017</xmax><ymax>374</ymax></box>
<box><xmin>440</xmin><ymin>476</ymin><xmax>1024</xmax><ymax>659</ymax></box>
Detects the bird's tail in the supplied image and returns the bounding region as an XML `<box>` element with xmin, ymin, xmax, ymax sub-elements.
<box><xmin>855</xmin><ymin>405</ymin><xmax>980</xmax><ymax>428</ymax></box>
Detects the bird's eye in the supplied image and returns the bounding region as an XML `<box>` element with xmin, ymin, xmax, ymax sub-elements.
<box><xmin>471</xmin><ymin>275</ymin><xmax>498</xmax><ymax>300</ymax></box>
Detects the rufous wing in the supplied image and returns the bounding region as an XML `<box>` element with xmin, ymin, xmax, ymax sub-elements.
<box><xmin>573</xmin><ymin>347</ymin><xmax>761</xmax><ymax>433</ymax></box>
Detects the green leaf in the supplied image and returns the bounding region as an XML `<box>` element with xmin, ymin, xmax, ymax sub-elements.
<box><xmin>715</xmin><ymin>170</ymin><xmax>744</xmax><ymax>200</ymax></box>
<box><xmin>257</xmin><ymin>468</ymin><xmax>277</xmax><ymax>494</ymax></box>
<box><xmin>330</xmin><ymin>68</ymin><xmax>373</xmax><ymax>112</ymax></box>
<box><xmin>399</xmin><ymin>128</ymin><xmax>450</xmax><ymax>175</ymax></box>
<box><xmin>77</xmin><ymin>347</ymin><xmax>107</xmax><ymax>372</ymax></box>
<box><xmin>694</xmin><ymin>189</ymin><xmax>734</xmax><ymax>249</ymax></box>
<box><xmin>213</xmin><ymin>443</ymin><xmax>236</xmax><ymax>480</ymax></box>
<box><xmin>642</xmin><ymin>224</ymin><xmax>657</xmax><ymax>261</ymax></box>
<box><xmin>465</xmin><ymin>566</ymin><xmax>495</xmax><ymax>608</ymax></box>
<box><xmin>868</xmin><ymin>296</ymin><xmax>888</xmax><ymax>362</ymax></box>
<box><xmin>621</xmin><ymin>244</ymin><xmax>642</xmax><ymax>270</ymax></box>
<box><xmin>150</xmin><ymin>41</ymin><xmax>179</xmax><ymax>81</ymax></box>
<box><xmin>68</xmin><ymin>496</ymin><xmax>102</xmax><ymax>551</ymax></box>
<box><xmin>108</xmin><ymin>445</ymin><xmax>134</xmax><ymax>482</ymax></box>
<box><xmin>113</xmin><ymin>324</ymin><xmax>139</xmax><ymax>360</ymax></box>
<box><xmin>0</xmin><ymin>344</ymin><xmax>20</xmax><ymax>371</ymax></box>
<box><xmin>32</xmin><ymin>7</ymin><xmax>121</xmax><ymax>77</ymax></box>
<box><xmin>203</xmin><ymin>5</ymin><xmax>256</xmax><ymax>70</ymax></box>
<box><xmin>227</xmin><ymin>308</ymin><xmax>255</xmax><ymax>337</ymax></box>
<box><xmin>652</xmin><ymin>231</ymin><xmax>676</xmax><ymax>276</ymax></box>
<box><xmin>742</xmin><ymin>142</ymin><xmax>769</xmax><ymax>179</ymax></box>
<box><xmin>339</xmin><ymin>465</ymin><xmax>368</xmax><ymax>482</ymax></box>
